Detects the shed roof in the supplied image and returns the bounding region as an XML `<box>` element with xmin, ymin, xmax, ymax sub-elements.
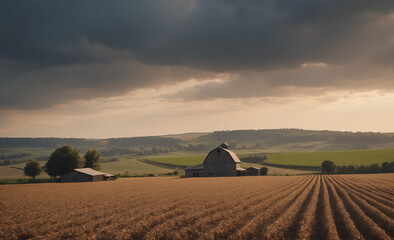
<box><xmin>74</xmin><ymin>168</ymin><xmax>110</xmax><ymax>176</ymax></box>
<box><xmin>185</xmin><ymin>164</ymin><xmax>204</xmax><ymax>170</ymax></box>
<box><xmin>247</xmin><ymin>167</ymin><xmax>260</xmax><ymax>170</ymax></box>
<box><xmin>220</xmin><ymin>147</ymin><xmax>241</xmax><ymax>163</ymax></box>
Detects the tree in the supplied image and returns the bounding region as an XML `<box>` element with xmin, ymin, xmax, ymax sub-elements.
<box><xmin>369</xmin><ymin>163</ymin><xmax>380</xmax><ymax>173</ymax></box>
<box><xmin>260</xmin><ymin>167</ymin><xmax>268</xmax><ymax>175</ymax></box>
<box><xmin>84</xmin><ymin>149</ymin><xmax>101</xmax><ymax>170</ymax></box>
<box><xmin>24</xmin><ymin>160</ymin><xmax>41</xmax><ymax>179</ymax></box>
<box><xmin>346</xmin><ymin>165</ymin><xmax>356</xmax><ymax>174</ymax></box>
<box><xmin>45</xmin><ymin>145</ymin><xmax>84</xmax><ymax>178</ymax></box>
<box><xmin>321</xmin><ymin>160</ymin><xmax>336</xmax><ymax>174</ymax></box>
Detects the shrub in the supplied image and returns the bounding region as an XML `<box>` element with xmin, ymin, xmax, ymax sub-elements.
<box><xmin>346</xmin><ymin>165</ymin><xmax>355</xmax><ymax>174</ymax></box>
<box><xmin>260</xmin><ymin>167</ymin><xmax>268</xmax><ymax>175</ymax></box>
<box><xmin>381</xmin><ymin>162</ymin><xmax>390</xmax><ymax>172</ymax></box>
<box><xmin>321</xmin><ymin>160</ymin><xmax>336</xmax><ymax>174</ymax></box>
<box><xmin>387</xmin><ymin>161</ymin><xmax>394</xmax><ymax>173</ymax></box>
<box><xmin>357</xmin><ymin>165</ymin><xmax>367</xmax><ymax>174</ymax></box>
<box><xmin>369</xmin><ymin>163</ymin><xmax>380</xmax><ymax>173</ymax></box>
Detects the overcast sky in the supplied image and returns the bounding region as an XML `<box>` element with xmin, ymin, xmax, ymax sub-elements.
<box><xmin>1</xmin><ymin>0</ymin><xmax>394</xmax><ymax>137</ymax></box>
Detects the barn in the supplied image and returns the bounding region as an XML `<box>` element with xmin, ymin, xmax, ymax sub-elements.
<box><xmin>61</xmin><ymin>168</ymin><xmax>114</xmax><ymax>182</ymax></box>
<box><xmin>246</xmin><ymin>167</ymin><xmax>260</xmax><ymax>176</ymax></box>
<box><xmin>185</xmin><ymin>143</ymin><xmax>246</xmax><ymax>177</ymax></box>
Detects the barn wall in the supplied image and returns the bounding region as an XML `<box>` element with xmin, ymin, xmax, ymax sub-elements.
<box><xmin>185</xmin><ymin>169</ymin><xmax>204</xmax><ymax>177</ymax></box>
<box><xmin>61</xmin><ymin>172</ymin><xmax>104</xmax><ymax>182</ymax></box>
<box><xmin>203</xmin><ymin>148</ymin><xmax>237</xmax><ymax>176</ymax></box>
<box><xmin>60</xmin><ymin>172</ymin><xmax>76</xmax><ymax>182</ymax></box>
<box><xmin>92</xmin><ymin>175</ymin><xmax>104</xmax><ymax>181</ymax></box>
<box><xmin>247</xmin><ymin>168</ymin><xmax>260</xmax><ymax>176</ymax></box>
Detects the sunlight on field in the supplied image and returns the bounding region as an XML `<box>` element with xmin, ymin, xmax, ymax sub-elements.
<box><xmin>0</xmin><ymin>174</ymin><xmax>392</xmax><ymax>239</ymax></box>
<box><xmin>266</xmin><ymin>149</ymin><xmax>394</xmax><ymax>167</ymax></box>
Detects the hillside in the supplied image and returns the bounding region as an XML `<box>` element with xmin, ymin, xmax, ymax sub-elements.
<box><xmin>1</xmin><ymin>129</ymin><xmax>394</xmax><ymax>178</ymax></box>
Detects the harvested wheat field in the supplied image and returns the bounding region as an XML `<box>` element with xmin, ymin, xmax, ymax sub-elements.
<box><xmin>0</xmin><ymin>174</ymin><xmax>393</xmax><ymax>240</ymax></box>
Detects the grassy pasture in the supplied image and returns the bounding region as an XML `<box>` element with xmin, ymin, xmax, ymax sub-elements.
<box><xmin>265</xmin><ymin>149</ymin><xmax>394</xmax><ymax>167</ymax></box>
<box><xmin>100</xmin><ymin>158</ymin><xmax>175</xmax><ymax>175</ymax></box>
<box><xmin>145</xmin><ymin>154</ymin><xmax>316</xmax><ymax>175</ymax></box>
<box><xmin>147</xmin><ymin>155</ymin><xmax>206</xmax><ymax>167</ymax></box>
<box><xmin>0</xmin><ymin>166</ymin><xmax>26</xmax><ymax>179</ymax></box>
<box><xmin>2</xmin><ymin>148</ymin><xmax>392</xmax><ymax>179</ymax></box>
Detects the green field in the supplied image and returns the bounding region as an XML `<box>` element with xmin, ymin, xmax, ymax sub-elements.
<box><xmin>147</xmin><ymin>155</ymin><xmax>206</xmax><ymax>167</ymax></box>
<box><xmin>2</xmin><ymin>148</ymin><xmax>393</xmax><ymax>179</ymax></box>
<box><xmin>265</xmin><ymin>149</ymin><xmax>394</xmax><ymax>167</ymax></box>
<box><xmin>100</xmin><ymin>158</ymin><xmax>175</xmax><ymax>175</ymax></box>
<box><xmin>147</xmin><ymin>155</ymin><xmax>264</xmax><ymax>169</ymax></box>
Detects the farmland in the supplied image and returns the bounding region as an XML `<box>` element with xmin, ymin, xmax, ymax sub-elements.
<box><xmin>265</xmin><ymin>149</ymin><xmax>394</xmax><ymax>167</ymax></box>
<box><xmin>0</xmin><ymin>174</ymin><xmax>393</xmax><ymax>239</ymax></box>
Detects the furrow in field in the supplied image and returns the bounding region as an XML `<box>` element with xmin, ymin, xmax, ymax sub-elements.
<box><xmin>145</xmin><ymin>176</ymin><xmax>308</xmax><ymax>239</ymax></box>
<box><xmin>339</xmin><ymin>177</ymin><xmax>394</xmax><ymax>209</ymax></box>
<box><xmin>290</xmin><ymin>175</ymin><xmax>321</xmax><ymax>239</ymax></box>
<box><xmin>262</xmin><ymin>176</ymin><xmax>319</xmax><ymax>240</ymax></box>
<box><xmin>144</xmin><ymin>189</ymin><xmax>253</xmax><ymax>239</ymax></box>
<box><xmin>46</xmin><ymin>192</ymin><xmax>183</xmax><ymax>239</ymax></box>
<box><xmin>123</xmin><ymin>190</ymin><xmax>223</xmax><ymax>239</ymax></box>
<box><xmin>361</xmin><ymin>176</ymin><xmax>394</xmax><ymax>185</ymax></box>
<box><xmin>325</xmin><ymin>175</ymin><xmax>364</xmax><ymax>240</ymax></box>
<box><xmin>47</xmin><ymin>198</ymin><xmax>181</xmax><ymax>239</ymax></box>
<box><xmin>227</xmin><ymin>175</ymin><xmax>316</xmax><ymax>240</ymax></box>
<box><xmin>310</xmin><ymin>175</ymin><xmax>340</xmax><ymax>240</ymax></box>
<box><xmin>344</xmin><ymin>176</ymin><xmax>394</xmax><ymax>200</ymax></box>
<box><xmin>173</xmin><ymin>176</ymin><xmax>312</xmax><ymax>239</ymax></box>
<box><xmin>330</xmin><ymin>176</ymin><xmax>394</xmax><ymax>238</ymax></box>
<box><xmin>327</xmin><ymin>176</ymin><xmax>391</xmax><ymax>239</ymax></box>
<box><xmin>337</xmin><ymin>178</ymin><xmax>394</xmax><ymax>219</ymax></box>
<box><xmin>86</xmin><ymin>186</ymin><xmax>219</xmax><ymax>240</ymax></box>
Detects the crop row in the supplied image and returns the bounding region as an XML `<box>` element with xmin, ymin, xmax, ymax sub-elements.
<box><xmin>0</xmin><ymin>174</ymin><xmax>392</xmax><ymax>239</ymax></box>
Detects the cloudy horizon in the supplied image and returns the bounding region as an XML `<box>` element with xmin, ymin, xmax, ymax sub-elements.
<box><xmin>1</xmin><ymin>0</ymin><xmax>394</xmax><ymax>138</ymax></box>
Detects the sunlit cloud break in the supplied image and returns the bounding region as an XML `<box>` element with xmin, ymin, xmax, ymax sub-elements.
<box><xmin>0</xmin><ymin>0</ymin><xmax>394</xmax><ymax>137</ymax></box>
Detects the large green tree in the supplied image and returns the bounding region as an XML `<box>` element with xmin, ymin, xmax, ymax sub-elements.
<box><xmin>321</xmin><ymin>160</ymin><xmax>336</xmax><ymax>174</ymax></box>
<box><xmin>24</xmin><ymin>160</ymin><xmax>42</xmax><ymax>179</ymax></box>
<box><xmin>45</xmin><ymin>145</ymin><xmax>84</xmax><ymax>178</ymax></box>
<box><xmin>84</xmin><ymin>149</ymin><xmax>101</xmax><ymax>170</ymax></box>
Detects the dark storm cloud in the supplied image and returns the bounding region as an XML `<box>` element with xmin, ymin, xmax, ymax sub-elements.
<box><xmin>0</xmin><ymin>0</ymin><xmax>393</xmax><ymax>109</ymax></box>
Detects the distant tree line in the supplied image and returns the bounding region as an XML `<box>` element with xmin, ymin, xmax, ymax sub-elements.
<box><xmin>101</xmin><ymin>144</ymin><xmax>219</xmax><ymax>157</ymax></box>
<box><xmin>0</xmin><ymin>155</ymin><xmax>47</xmax><ymax>166</ymax></box>
<box><xmin>106</xmin><ymin>137</ymin><xmax>182</xmax><ymax>148</ymax></box>
<box><xmin>321</xmin><ymin>160</ymin><xmax>394</xmax><ymax>174</ymax></box>
<box><xmin>101</xmin><ymin>157</ymin><xmax>118</xmax><ymax>163</ymax></box>
<box><xmin>3</xmin><ymin>129</ymin><xmax>394</xmax><ymax>151</ymax></box>
<box><xmin>0</xmin><ymin>136</ymin><xmax>182</xmax><ymax>149</ymax></box>
<box><xmin>0</xmin><ymin>137</ymin><xmax>99</xmax><ymax>148</ymax></box>
<box><xmin>241</xmin><ymin>155</ymin><xmax>267</xmax><ymax>164</ymax></box>
<box><xmin>101</xmin><ymin>147</ymin><xmax>173</xmax><ymax>156</ymax></box>
<box><xmin>0</xmin><ymin>159</ymin><xmax>29</xmax><ymax>166</ymax></box>
<box><xmin>0</xmin><ymin>153</ymin><xmax>31</xmax><ymax>160</ymax></box>
<box><xmin>335</xmin><ymin>162</ymin><xmax>394</xmax><ymax>174</ymax></box>
<box><xmin>207</xmin><ymin>129</ymin><xmax>394</xmax><ymax>146</ymax></box>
